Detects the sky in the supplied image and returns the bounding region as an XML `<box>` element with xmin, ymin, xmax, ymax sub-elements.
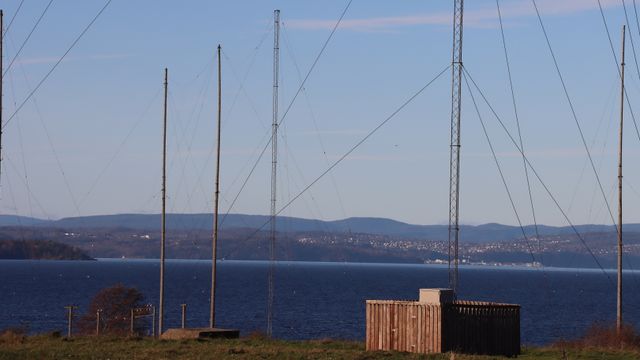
<box><xmin>0</xmin><ymin>0</ymin><xmax>639</xmax><ymax>227</ymax></box>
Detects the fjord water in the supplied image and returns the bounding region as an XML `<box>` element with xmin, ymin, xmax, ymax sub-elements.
<box><xmin>0</xmin><ymin>259</ymin><xmax>638</xmax><ymax>345</ymax></box>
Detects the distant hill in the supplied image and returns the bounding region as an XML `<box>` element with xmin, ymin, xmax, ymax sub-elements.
<box><xmin>6</xmin><ymin>213</ymin><xmax>633</xmax><ymax>244</ymax></box>
<box><xmin>0</xmin><ymin>239</ymin><xmax>94</xmax><ymax>260</ymax></box>
<box><xmin>0</xmin><ymin>215</ymin><xmax>637</xmax><ymax>267</ymax></box>
<box><xmin>0</xmin><ymin>215</ymin><xmax>50</xmax><ymax>227</ymax></box>
<box><xmin>0</xmin><ymin>224</ymin><xmax>635</xmax><ymax>268</ymax></box>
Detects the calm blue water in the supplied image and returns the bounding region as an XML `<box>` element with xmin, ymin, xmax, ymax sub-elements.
<box><xmin>0</xmin><ymin>259</ymin><xmax>638</xmax><ymax>345</ymax></box>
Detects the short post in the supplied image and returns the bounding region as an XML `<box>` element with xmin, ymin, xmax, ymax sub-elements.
<box><xmin>95</xmin><ymin>309</ymin><xmax>102</xmax><ymax>336</ymax></box>
<box><xmin>181</xmin><ymin>304</ymin><xmax>187</xmax><ymax>329</ymax></box>
<box><xmin>130</xmin><ymin>309</ymin><xmax>135</xmax><ymax>335</ymax></box>
<box><xmin>151</xmin><ymin>306</ymin><xmax>156</xmax><ymax>338</ymax></box>
<box><xmin>64</xmin><ymin>305</ymin><xmax>77</xmax><ymax>338</ymax></box>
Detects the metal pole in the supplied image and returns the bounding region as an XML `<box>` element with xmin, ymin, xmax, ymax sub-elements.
<box><xmin>181</xmin><ymin>304</ymin><xmax>187</xmax><ymax>329</ymax></box>
<box><xmin>210</xmin><ymin>44</ymin><xmax>222</xmax><ymax>329</ymax></box>
<box><xmin>0</xmin><ymin>10</ymin><xmax>3</xmax><ymax>191</ymax></box>
<box><xmin>268</xmin><ymin>9</ymin><xmax>280</xmax><ymax>338</ymax></box>
<box><xmin>448</xmin><ymin>0</ymin><xmax>464</xmax><ymax>295</ymax></box>
<box><xmin>159</xmin><ymin>68</ymin><xmax>168</xmax><ymax>336</ymax></box>
<box><xmin>617</xmin><ymin>25</ymin><xmax>625</xmax><ymax>335</ymax></box>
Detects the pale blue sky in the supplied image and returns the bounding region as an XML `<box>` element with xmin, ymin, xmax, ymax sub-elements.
<box><xmin>0</xmin><ymin>0</ymin><xmax>638</xmax><ymax>227</ymax></box>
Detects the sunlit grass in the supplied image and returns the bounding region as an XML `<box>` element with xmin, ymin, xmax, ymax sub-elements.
<box><xmin>1</xmin><ymin>330</ymin><xmax>639</xmax><ymax>360</ymax></box>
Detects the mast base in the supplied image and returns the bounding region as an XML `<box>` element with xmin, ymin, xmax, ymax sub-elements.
<box><xmin>161</xmin><ymin>327</ymin><xmax>240</xmax><ymax>340</ymax></box>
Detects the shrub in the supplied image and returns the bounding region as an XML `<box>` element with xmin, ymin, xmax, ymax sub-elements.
<box><xmin>78</xmin><ymin>284</ymin><xmax>145</xmax><ymax>336</ymax></box>
<box><xmin>581</xmin><ymin>323</ymin><xmax>640</xmax><ymax>349</ymax></box>
<box><xmin>554</xmin><ymin>323</ymin><xmax>640</xmax><ymax>351</ymax></box>
<box><xmin>0</xmin><ymin>326</ymin><xmax>27</xmax><ymax>344</ymax></box>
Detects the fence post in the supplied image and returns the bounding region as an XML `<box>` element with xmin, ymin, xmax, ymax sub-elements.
<box><xmin>181</xmin><ymin>304</ymin><xmax>187</xmax><ymax>329</ymax></box>
<box><xmin>95</xmin><ymin>309</ymin><xmax>102</xmax><ymax>336</ymax></box>
<box><xmin>130</xmin><ymin>309</ymin><xmax>134</xmax><ymax>335</ymax></box>
<box><xmin>152</xmin><ymin>306</ymin><xmax>156</xmax><ymax>338</ymax></box>
<box><xmin>64</xmin><ymin>305</ymin><xmax>77</xmax><ymax>338</ymax></box>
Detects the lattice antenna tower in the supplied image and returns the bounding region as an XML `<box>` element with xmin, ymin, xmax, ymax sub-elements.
<box><xmin>448</xmin><ymin>0</ymin><xmax>464</xmax><ymax>295</ymax></box>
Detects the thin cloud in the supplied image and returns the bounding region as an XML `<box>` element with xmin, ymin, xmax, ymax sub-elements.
<box><xmin>17</xmin><ymin>53</ymin><xmax>133</xmax><ymax>65</ymax></box>
<box><xmin>287</xmin><ymin>0</ymin><xmax>620</xmax><ymax>32</ymax></box>
<box><xmin>294</xmin><ymin>129</ymin><xmax>368</xmax><ymax>136</ymax></box>
<box><xmin>466</xmin><ymin>147</ymin><xmax>640</xmax><ymax>159</ymax></box>
<box><xmin>464</xmin><ymin>147</ymin><xmax>584</xmax><ymax>159</ymax></box>
<box><xmin>328</xmin><ymin>153</ymin><xmax>415</xmax><ymax>162</ymax></box>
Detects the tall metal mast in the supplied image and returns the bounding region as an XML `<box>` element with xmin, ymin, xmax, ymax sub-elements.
<box><xmin>617</xmin><ymin>25</ymin><xmax>625</xmax><ymax>334</ymax></box>
<box><xmin>267</xmin><ymin>9</ymin><xmax>280</xmax><ymax>337</ymax></box>
<box><xmin>448</xmin><ymin>0</ymin><xmax>464</xmax><ymax>294</ymax></box>
<box><xmin>0</xmin><ymin>10</ymin><xmax>4</xmax><ymax>192</ymax></box>
<box><xmin>159</xmin><ymin>68</ymin><xmax>168</xmax><ymax>335</ymax></box>
<box><xmin>210</xmin><ymin>45</ymin><xmax>222</xmax><ymax>329</ymax></box>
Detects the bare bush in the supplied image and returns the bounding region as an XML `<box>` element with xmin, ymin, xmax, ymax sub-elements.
<box><xmin>0</xmin><ymin>326</ymin><xmax>27</xmax><ymax>344</ymax></box>
<box><xmin>554</xmin><ymin>323</ymin><xmax>640</xmax><ymax>351</ymax></box>
<box><xmin>78</xmin><ymin>284</ymin><xmax>145</xmax><ymax>336</ymax></box>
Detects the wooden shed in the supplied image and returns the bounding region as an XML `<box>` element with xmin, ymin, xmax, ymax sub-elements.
<box><xmin>366</xmin><ymin>289</ymin><xmax>520</xmax><ymax>357</ymax></box>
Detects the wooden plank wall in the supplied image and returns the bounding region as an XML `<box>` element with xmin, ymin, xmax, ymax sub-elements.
<box><xmin>365</xmin><ymin>300</ymin><xmax>442</xmax><ymax>353</ymax></box>
<box><xmin>365</xmin><ymin>300</ymin><xmax>520</xmax><ymax>356</ymax></box>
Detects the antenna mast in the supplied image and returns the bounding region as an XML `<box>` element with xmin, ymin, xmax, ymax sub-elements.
<box><xmin>0</xmin><ymin>10</ymin><xmax>4</xmax><ymax>192</ymax></box>
<box><xmin>159</xmin><ymin>68</ymin><xmax>168</xmax><ymax>336</ymax></box>
<box><xmin>448</xmin><ymin>0</ymin><xmax>464</xmax><ymax>294</ymax></box>
<box><xmin>210</xmin><ymin>45</ymin><xmax>222</xmax><ymax>328</ymax></box>
<box><xmin>267</xmin><ymin>9</ymin><xmax>280</xmax><ymax>337</ymax></box>
<box><xmin>617</xmin><ymin>25</ymin><xmax>625</xmax><ymax>334</ymax></box>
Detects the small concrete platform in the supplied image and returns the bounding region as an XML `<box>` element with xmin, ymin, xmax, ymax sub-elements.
<box><xmin>161</xmin><ymin>327</ymin><xmax>240</xmax><ymax>340</ymax></box>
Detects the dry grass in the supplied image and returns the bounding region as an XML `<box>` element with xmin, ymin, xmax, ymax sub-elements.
<box><xmin>3</xmin><ymin>320</ymin><xmax>640</xmax><ymax>359</ymax></box>
<box><xmin>0</xmin><ymin>327</ymin><xmax>27</xmax><ymax>345</ymax></box>
<box><xmin>0</xmin><ymin>334</ymin><xmax>639</xmax><ymax>360</ymax></box>
<box><xmin>554</xmin><ymin>323</ymin><xmax>640</xmax><ymax>352</ymax></box>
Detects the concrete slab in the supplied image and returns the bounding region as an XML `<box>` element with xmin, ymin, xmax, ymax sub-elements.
<box><xmin>161</xmin><ymin>327</ymin><xmax>240</xmax><ymax>340</ymax></box>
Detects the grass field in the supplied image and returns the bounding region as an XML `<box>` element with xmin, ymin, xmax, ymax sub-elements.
<box><xmin>1</xmin><ymin>332</ymin><xmax>639</xmax><ymax>360</ymax></box>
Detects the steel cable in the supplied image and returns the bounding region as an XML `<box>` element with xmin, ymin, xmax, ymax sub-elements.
<box><xmin>3</xmin><ymin>0</ymin><xmax>112</xmax><ymax>129</ymax></box>
<box><xmin>464</xmin><ymin>67</ymin><xmax>613</xmax><ymax>285</ymax></box>
<box><xmin>3</xmin><ymin>0</ymin><xmax>54</xmax><ymax>77</ymax></box>
<box><xmin>496</xmin><ymin>0</ymin><xmax>543</xmax><ymax>258</ymax></box>
<box><xmin>221</xmin><ymin>65</ymin><xmax>451</xmax><ymax>258</ymax></box>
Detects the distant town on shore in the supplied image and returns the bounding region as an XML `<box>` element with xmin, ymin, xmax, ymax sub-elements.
<box><xmin>0</xmin><ymin>213</ymin><xmax>636</xmax><ymax>268</ymax></box>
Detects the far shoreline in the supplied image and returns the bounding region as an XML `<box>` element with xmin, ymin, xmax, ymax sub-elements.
<box><xmin>2</xmin><ymin>257</ymin><xmax>636</xmax><ymax>274</ymax></box>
